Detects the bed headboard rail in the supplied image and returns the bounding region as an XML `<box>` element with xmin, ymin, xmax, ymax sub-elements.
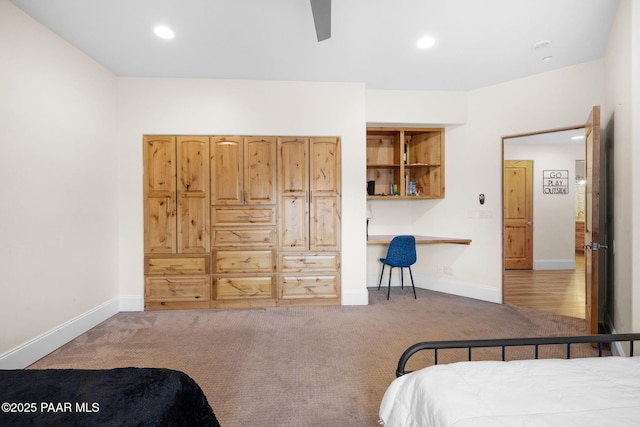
<box><xmin>396</xmin><ymin>333</ymin><xmax>640</xmax><ymax>377</ymax></box>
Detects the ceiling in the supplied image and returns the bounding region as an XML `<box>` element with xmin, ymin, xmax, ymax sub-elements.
<box><xmin>10</xmin><ymin>0</ymin><xmax>619</xmax><ymax>91</ymax></box>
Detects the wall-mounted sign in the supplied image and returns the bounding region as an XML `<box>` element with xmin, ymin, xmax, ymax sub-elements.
<box><xmin>543</xmin><ymin>170</ymin><xmax>569</xmax><ymax>194</ymax></box>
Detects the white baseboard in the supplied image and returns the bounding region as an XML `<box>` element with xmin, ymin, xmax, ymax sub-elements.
<box><xmin>341</xmin><ymin>289</ymin><xmax>369</xmax><ymax>305</ymax></box>
<box><xmin>120</xmin><ymin>294</ymin><xmax>144</xmax><ymax>312</ymax></box>
<box><xmin>420</xmin><ymin>276</ymin><xmax>502</xmax><ymax>303</ymax></box>
<box><xmin>367</xmin><ymin>273</ymin><xmax>501</xmax><ymax>304</ymax></box>
<box><xmin>0</xmin><ymin>297</ymin><xmax>121</xmax><ymax>369</ymax></box>
<box><xmin>533</xmin><ymin>259</ymin><xmax>576</xmax><ymax>270</ymax></box>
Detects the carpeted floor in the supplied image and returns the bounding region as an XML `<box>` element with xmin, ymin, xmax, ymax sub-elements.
<box><xmin>29</xmin><ymin>288</ymin><xmax>591</xmax><ymax>426</ymax></box>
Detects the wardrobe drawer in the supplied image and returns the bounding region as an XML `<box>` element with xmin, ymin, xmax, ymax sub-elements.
<box><xmin>279</xmin><ymin>274</ymin><xmax>340</xmax><ymax>299</ymax></box>
<box><xmin>214</xmin><ymin>275</ymin><xmax>275</xmax><ymax>300</ymax></box>
<box><xmin>280</xmin><ymin>253</ymin><xmax>340</xmax><ymax>272</ymax></box>
<box><xmin>145</xmin><ymin>256</ymin><xmax>210</xmax><ymax>275</ymax></box>
<box><xmin>145</xmin><ymin>301</ymin><xmax>210</xmax><ymax>311</ymax></box>
<box><xmin>145</xmin><ymin>276</ymin><xmax>210</xmax><ymax>302</ymax></box>
<box><xmin>212</xmin><ymin>207</ymin><xmax>276</xmax><ymax>225</ymax></box>
<box><xmin>213</xmin><ymin>250</ymin><xmax>275</xmax><ymax>273</ymax></box>
<box><xmin>212</xmin><ymin>227</ymin><xmax>276</xmax><ymax>247</ymax></box>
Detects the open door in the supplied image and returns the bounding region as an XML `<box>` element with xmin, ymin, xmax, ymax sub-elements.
<box><xmin>583</xmin><ymin>106</ymin><xmax>603</xmax><ymax>334</ymax></box>
<box><xmin>504</xmin><ymin>160</ymin><xmax>533</xmax><ymax>270</ymax></box>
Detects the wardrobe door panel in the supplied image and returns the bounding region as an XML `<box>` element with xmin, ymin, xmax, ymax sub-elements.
<box><xmin>244</xmin><ymin>136</ymin><xmax>277</xmax><ymax>204</ymax></box>
<box><xmin>144</xmin><ymin>136</ymin><xmax>177</xmax><ymax>254</ymax></box>
<box><xmin>177</xmin><ymin>136</ymin><xmax>210</xmax><ymax>253</ymax></box>
<box><xmin>211</xmin><ymin>136</ymin><xmax>243</xmax><ymax>205</ymax></box>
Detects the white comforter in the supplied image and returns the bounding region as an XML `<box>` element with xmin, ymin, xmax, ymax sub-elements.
<box><xmin>379</xmin><ymin>356</ymin><xmax>640</xmax><ymax>427</ymax></box>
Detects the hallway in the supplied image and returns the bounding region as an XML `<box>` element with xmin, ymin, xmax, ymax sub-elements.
<box><xmin>504</xmin><ymin>254</ymin><xmax>585</xmax><ymax>319</ymax></box>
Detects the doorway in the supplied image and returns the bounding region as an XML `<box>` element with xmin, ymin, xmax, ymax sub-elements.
<box><xmin>502</xmin><ymin>128</ymin><xmax>585</xmax><ymax>319</ymax></box>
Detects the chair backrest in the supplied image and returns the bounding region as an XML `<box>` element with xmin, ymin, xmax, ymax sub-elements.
<box><xmin>385</xmin><ymin>235</ymin><xmax>417</xmax><ymax>266</ymax></box>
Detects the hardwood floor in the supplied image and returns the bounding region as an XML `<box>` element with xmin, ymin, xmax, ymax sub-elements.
<box><xmin>504</xmin><ymin>253</ymin><xmax>585</xmax><ymax>319</ymax></box>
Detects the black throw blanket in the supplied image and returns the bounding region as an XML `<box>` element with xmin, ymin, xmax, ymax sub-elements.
<box><xmin>0</xmin><ymin>367</ymin><xmax>220</xmax><ymax>426</ymax></box>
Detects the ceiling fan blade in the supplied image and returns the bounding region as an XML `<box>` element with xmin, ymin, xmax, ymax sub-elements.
<box><xmin>310</xmin><ymin>0</ymin><xmax>331</xmax><ymax>41</ymax></box>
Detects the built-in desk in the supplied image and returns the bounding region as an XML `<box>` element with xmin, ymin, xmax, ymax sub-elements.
<box><xmin>367</xmin><ymin>235</ymin><xmax>472</xmax><ymax>245</ymax></box>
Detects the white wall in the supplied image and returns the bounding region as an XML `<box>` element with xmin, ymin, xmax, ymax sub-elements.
<box><xmin>116</xmin><ymin>78</ymin><xmax>368</xmax><ymax>307</ymax></box>
<box><xmin>0</xmin><ymin>0</ymin><xmax>119</xmax><ymax>367</ymax></box>
<box><xmin>366</xmin><ymin>90</ymin><xmax>468</xmax><ymax>126</ymax></box>
<box><xmin>604</xmin><ymin>0</ymin><xmax>639</xmax><ymax>334</ymax></box>
<box><xmin>504</xmin><ymin>143</ymin><xmax>584</xmax><ymax>269</ymax></box>
<box><xmin>633</xmin><ymin>0</ymin><xmax>640</xmax><ymax>335</ymax></box>
<box><xmin>366</xmin><ymin>60</ymin><xmax>604</xmax><ymax>303</ymax></box>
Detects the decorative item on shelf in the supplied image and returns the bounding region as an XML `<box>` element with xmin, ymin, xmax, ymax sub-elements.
<box><xmin>408</xmin><ymin>181</ymin><xmax>417</xmax><ymax>196</ymax></box>
<box><xmin>367</xmin><ymin>180</ymin><xmax>375</xmax><ymax>196</ymax></box>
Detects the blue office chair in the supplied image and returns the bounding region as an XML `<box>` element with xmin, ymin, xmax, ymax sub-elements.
<box><xmin>377</xmin><ymin>235</ymin><xmax>417</xmax><ymax>300</ymax></box>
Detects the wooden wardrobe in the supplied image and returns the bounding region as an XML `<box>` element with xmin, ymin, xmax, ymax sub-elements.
<box><xmin>143</xmin><ymin>135</ymin><xmax>341</xmax><ymax>310</ymax></box>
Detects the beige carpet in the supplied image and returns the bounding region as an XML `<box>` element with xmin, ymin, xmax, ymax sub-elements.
<box><xmin>29</xmin><ymin>288</ymin><xmax>593</xmax><ymax>426</ymax></box>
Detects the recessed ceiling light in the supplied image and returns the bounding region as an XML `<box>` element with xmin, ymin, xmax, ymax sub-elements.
<box><xmin>571</xmin><ymin>135</ymin><xmax>585</xmax><ymax>140</ymax></box>
<box><xmin>541</xmin><ymin>56</ymin><xmax>553</xmax><ymax>63</ymax></box>
<box><xmin>416</xmin><ymin>35</ymin><xmax>436</xmax><ymax>50</ymax></box>
<box><xmin>533</xmin><ymin>39</ymin><xmax>551</xmax><ymax>50</ymax></box>
<box><xmin>154</xmin><ymin>25</ymin><xmax>175</xmax><ymax>40</ymax></box>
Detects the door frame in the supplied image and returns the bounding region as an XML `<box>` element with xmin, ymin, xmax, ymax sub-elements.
<box><xmin>501</xmin><ymin>125</ymin><xmax>585</xmax><ymax>302</ymax></box>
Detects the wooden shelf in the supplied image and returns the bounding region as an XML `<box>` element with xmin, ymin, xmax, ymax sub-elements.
<box><xmin>366</xmin><ymin>127</ymin><xmax>445</xmax><ymax>199</ymax></box>
<box><xmin>404</xmin><ymin>163</ymin><xmax>440</xmax><ymax>167</ymax></box>
<box><xmin>367</xmin><ymin>195</ymin><xmax>442</xmax><ymax>200</ymax></box>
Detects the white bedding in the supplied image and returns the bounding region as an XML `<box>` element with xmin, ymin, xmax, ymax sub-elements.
<box><xmin>379</xmin><ymin>356</ymin><xmax>640</xmax><ymax>427</ymax></box>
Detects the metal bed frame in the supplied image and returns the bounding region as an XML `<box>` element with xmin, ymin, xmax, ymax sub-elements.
<box><xmin>396</xmin><ymin>333</ymin><xmax>640</xmax><ymax>377</ymax></box>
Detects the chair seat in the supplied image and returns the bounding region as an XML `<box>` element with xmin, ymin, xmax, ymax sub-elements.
<box><xmin>380</xmin><ymin>257</ymin><xmax>412</xmax><ymax>268</ymax></box>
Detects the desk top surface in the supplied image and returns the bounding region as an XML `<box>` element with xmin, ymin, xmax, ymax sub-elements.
<box><xmin>367</xmin><ymin>235</ymin><xmax>472</xmax><ymax>245</ymax></box>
